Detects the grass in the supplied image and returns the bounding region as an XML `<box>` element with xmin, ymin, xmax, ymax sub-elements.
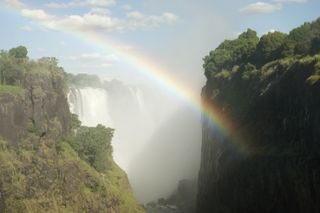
<box><xmin>306</xmin><ymin>75</ymin><xmax>320</xmax><ymax>85</ymax></box>
<box><xmin>0</xmin><ymin>84</ymin><xmax>24</xmax><ymax>95</ymax></box>
<box><xmin>0</xmin><ymin>140</ymin><xmax>144</xmax><ymax>213</ymax></box>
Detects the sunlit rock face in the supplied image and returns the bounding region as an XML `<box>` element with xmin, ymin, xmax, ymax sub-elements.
<box><xmin>197</xmin><ymin>56</ymin><xmax>320</xmax><ymax>213</ymax></box>
<box><xmin>0</xmin><ymin>71</ymin><xmax>70</xmax><ymax>144</ymax></box>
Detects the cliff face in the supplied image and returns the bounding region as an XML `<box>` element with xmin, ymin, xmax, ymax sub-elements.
<box><xmin>0</xmin><ymin>67</ymin><xmax>69</xmax><ymax>144</ymax></box>
<box><xmin>197</xmin><ymin>20</ymin><xmax>320</xmax><ymax>213</ymax></box>
<box><xmin>0</xmin><ymin>56</ymin><xmax>144</xmax><ymax>213</ymax></box>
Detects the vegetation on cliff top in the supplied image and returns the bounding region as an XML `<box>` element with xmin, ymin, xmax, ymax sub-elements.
<box><xmin>203</xmin><ymin>18</ymin><xmax>320</xmax><ymax>81</ymax></box>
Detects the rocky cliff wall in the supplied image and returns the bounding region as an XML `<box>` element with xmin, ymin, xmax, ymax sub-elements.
<box><xmin>197</xmin><ymin>55</ymin><xmax>320</xmax><ymax>213</ymax></box>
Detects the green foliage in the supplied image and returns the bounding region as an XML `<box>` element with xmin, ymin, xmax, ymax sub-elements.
<box><xmin>66</xmin><ymin>73</ymin><xmax>101</xmax><ymax>88</ymax></box>
<box><xmin>0</xmin><ymin>84</ymin><xmax>24</xmax><ymax>95</ymax></box>
<box><xmin>281</xmin><ymin>18</ymin><xmax>320</xmax><ymax>56</ymax></box>
<box><xmin>9</xmin><ymin>46</ymin><xmax>28</xmax><ymax>59</ymax></box>
<box><xmin>0</xmin><ymin>139</ymin><xmax>9</xmax><ymax>150</ymax></box>
<box><xmin>0</xmin><ymin>141</ymin><xmax>144</xmax><ymax>213</ymax></box>
<box><xmin>68</xmin><ymin>124</ymin><xmax>114</xmax><ymax>172</ymax></box>
<box><xmin>214</xmin><ymin>70</ymin><xmax>231</xmax><ymax>79</ymax></box>
<box><xmin>241</xmin><ymin>63</ymin><xmax>258</xmax><ymax>80</ymax></box>
<box><xmin>311</xmin><ymin>37</ymin><xmax>320</xmax><ymax>54</ymax></box>
<box><xmin>38</xmin><ymin>57</ymin><xmax>58</xmax><ymax>67</ymax></box>
<box><xmin>70</xmin><ymin>113</ymin><xmax>81</xmax><ymax>130</ymax></box>
<box><xmin>0</xmin><ymin>50</ymin><xmax>25</xmax><ymax>85</ymax></box>
<box><xmin>203</xmin><ymin>29</ymin><xmax>259</xmax><ymax>78</ymax></box>
<box><xmin>306</xmin><ymin>75</ymin><xmax>320</xmax><ymax>85</ymax></box>
<box><xmin>0</xmin><ymin>47</ymin><xmax>67</xmax><ymax>94</ymax></box>
<box><xmin>203</xmin><ymin>18</ymin><xmax>320</xmax><ymax>81</ymax></box>
<box><xmin>254</xmin><ymin>31</ymin><xmax>287</xmax><ymax>66</ymax></box>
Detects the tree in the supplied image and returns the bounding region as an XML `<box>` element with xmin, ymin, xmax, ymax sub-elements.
<box><xmin>70</xmin><ymin>113</ymin><xmax>81</xmax><ymax>131</ymax></box>
<box><xmin>254</xmin><ymin>31</ymin><xmax>287</xmax><ymax>66</ymax></box>
<box><xmin>9</xmin><ymin>46</ymin><xmax>28</xmax><ymax>59</ymax></box>
<box><xmin>69</xmin><ymin>124</ymin><xmax>114</xmax><ymax>172</ymax></box>
<box><xmin>0</xmin><ymin>50</ymin><xmax>25</xmax><ymax>85</ymax></box>
<box><xmin>38</xmin><ymin>57</ymin><xmax>58</xmax><ymax>67</ymax></box>
<box><xmin>311</xmin><ymin>37</ymin><xmax>320</xmax><ymax>54</ymax></box>
<box><xmin>203</xmin><ymin>29</ymin><xmax>259</xmax><ymax>78</ymax></box>
<box><xmin>280</xmin><ymin>19</ymin><xmax>320</xmax><ymax>56</ymax></box>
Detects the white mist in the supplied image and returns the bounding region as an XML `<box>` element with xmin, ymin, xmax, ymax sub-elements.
<box><xmin>68</xmin><ymin>80</ymin><xmax>201</xmax><ymax>203</ymax></box>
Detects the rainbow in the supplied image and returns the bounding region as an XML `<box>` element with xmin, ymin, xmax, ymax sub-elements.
<box><xmin>73</xmin><ymin>31</ymin><xmax>233</xmax><ymax>139</ymax></box>
<box><xmin>2</xmin><ymin>3</ymin><xmax>236</xmax><ymax>148</ymax></box>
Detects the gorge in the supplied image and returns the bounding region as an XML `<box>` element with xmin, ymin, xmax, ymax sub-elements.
<box><xmin>1</xmin><ymin>16</ymin><xmax>320</xmax><ymax>213</ymax></box>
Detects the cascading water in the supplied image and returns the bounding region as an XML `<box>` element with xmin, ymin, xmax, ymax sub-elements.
<box><xmin>68</xmin><ymin>88</ymin><xmax>114</xmax><ymax>128</ymax></box>
<box><xmin>68</xmin><ymin>82</ymin><xmax>156</xmax><ymax>171</ymax></box>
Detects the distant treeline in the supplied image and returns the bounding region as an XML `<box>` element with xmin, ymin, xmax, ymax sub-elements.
<box><xmin>66</xmin><ymin>73</ymin><xmax>102</xmax><ymax>88</ymax></box>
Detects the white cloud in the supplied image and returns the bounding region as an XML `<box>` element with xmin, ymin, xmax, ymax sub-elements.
<box><xmin>7</xmin><ymin>1</ymin><xmax>178</xmax><ymax>33</ymax></box>
<box><xmin>56</xmin><ymin>13</ymin><xmax>123</xmax><ymax>32</ymax></box>
<box><xmin>273</xmin><ymin>0</ymin><xmax>307</xmax><ymax>3</ymax></box>
<box><xmin>45</xmin><ymin>0</ymin><xmax>116</xmax><ymax>9</ymax></box>
<box><xmin>21</xmin><ymin>9</ymin><xmax>55</xmax><ymax>21</ymax></box>
<box><xmin>240</xmin><ymin>2</ymin><xmax>282</xmax><ymax>14</ymax></box>
<box><xmin>5</xmin><ymin>0</ymin><xmax>24</xmax><ymax>9</ymax></box>
<box><xmin>20</xmin><ymin>8</ymin><xmax>178</xmax><ymax>32</ymax></box>
<box><xmin>127</xmin><ymin>11</ymin><xmax>178</xmax><ymax>29</ymax></box>
<box><xmin>240</xmin><ymin>0</ymin><xmax>308</xmax><ymax>15</ymax></box>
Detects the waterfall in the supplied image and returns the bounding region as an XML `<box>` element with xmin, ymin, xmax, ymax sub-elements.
<box><xmin>129</xmin><ymin>87</ymin><xmax>146</xmax><ymax>112</ymax></box>
<box><xmin>68</xmin><ymin>88</ymin><xmax>114</xmax><ymax>128</ymax></box>
<box><xmin>67</xmin><ymin>84</ymin><xmax>155</xmax><ymax>171</ymax></box>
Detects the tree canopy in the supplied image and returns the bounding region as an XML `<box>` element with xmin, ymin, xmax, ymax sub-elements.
<box><xmin>9</xmin><ymin>46</ymin><xmax>28</xmax><ymax>59</ymax></box>
<box><xmin>254</xmin><ymin>31</ymin><xmax>287</xmax><ymax>66</ymax></box>
<box><xmin>203</xmin><ymin>18</ymin><xmax>320</xmax><ymax>80</ymax></box>
<box><xmin>68</xmin><ymin>124</ymin><xmax>114</xmax><ymax>172</ymax></box>
<box><xmin>203</xmin><ymin>29</ymin><xmax>259</xmax><ymax>78</ymax></box>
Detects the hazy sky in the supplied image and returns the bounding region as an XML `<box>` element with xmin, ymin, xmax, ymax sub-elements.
<box><xmin>0</xmin><ymin>0</ymin><xmax>319</xmax><ymax>86</ymax></box>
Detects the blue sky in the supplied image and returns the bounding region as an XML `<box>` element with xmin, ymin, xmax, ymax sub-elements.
<box><xmin>0</xmin><ymin>0</ymin><xmax>319</xmax><ymax>85</ymax></box>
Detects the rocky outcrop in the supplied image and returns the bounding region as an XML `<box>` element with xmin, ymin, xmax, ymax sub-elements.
<box><xmin>0</xmin><ymin>69</ymin><xmax>69</xmax><ymax>145</ymax></box>
<box><xmin>0</xmin><ymin>91</ymin><xmax>26</xmax><ymax>142</ymax></box>
<box><xmin>197</xmin><ymin>55</ymin><xmax>320</xmax><ymax>212</ymax></box>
